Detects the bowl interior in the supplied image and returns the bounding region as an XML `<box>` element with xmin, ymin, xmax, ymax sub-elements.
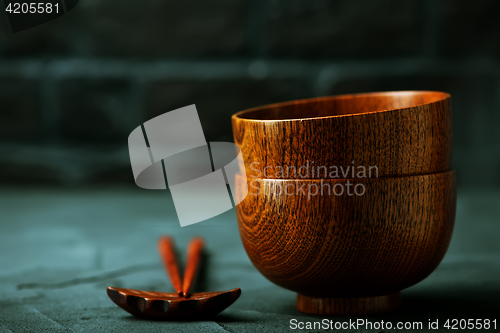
<box><xmin>234</xmin><ymin>91</ymin><xmax>449</xmax><ymax>121</ymax></box>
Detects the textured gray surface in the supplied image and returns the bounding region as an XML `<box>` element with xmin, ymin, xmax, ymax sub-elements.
<box><xmin>0</xmin><ymin>188</ymin><xmax>499</xmax><ymax>332</ymax></box>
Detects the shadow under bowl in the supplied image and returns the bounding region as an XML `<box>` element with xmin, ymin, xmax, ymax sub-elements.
<box><xmin>234</xmin><ymin>171</ymin><xmax>456</xmax><ymax>315</ymax></box>
<box><xmin>232</xmin><ymin>91</ymin><xmax>452</xmax><ymax>179</ymax></box>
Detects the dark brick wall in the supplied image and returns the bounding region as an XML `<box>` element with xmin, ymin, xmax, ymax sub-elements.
<box><xmin>261</xmin><ymin>0</ymin><xmax>423</xmax><ymax>58</ymax></box>
<box><xmin>0</xmin><ymin>0</ymin><xmax>499</xmax><ymax>188</ymax></box>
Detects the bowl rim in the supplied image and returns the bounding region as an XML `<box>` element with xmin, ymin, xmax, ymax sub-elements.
<box><xmin>236</xmin><ymin>169</ymin><xmax>456</xmax><ymax>183</ymax></box>
<box><xmin>232</xmin><ymin>90</ymin><xmax>451</xmax><ymax>123</ymax></box>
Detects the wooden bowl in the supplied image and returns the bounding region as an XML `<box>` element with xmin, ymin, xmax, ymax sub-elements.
<box><xmin>234</xmin><ymin>171</ymin><xmax>456</xmax><ymax>315</ymax></box>
<box><xmin>232</xmin><ymin>91</ymin><xmax>452</xmax><ymax>179</ymax></box>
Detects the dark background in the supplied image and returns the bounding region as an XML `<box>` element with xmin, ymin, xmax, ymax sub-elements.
<box><xmin>0</xmin><ymin>0</ymin><xmax>499</xmax><ymax>188</ymax></box>
<box><xmin>0</xmin><ymin>2</ymin><xmax>499</xmax><ymax>331</ymax></box>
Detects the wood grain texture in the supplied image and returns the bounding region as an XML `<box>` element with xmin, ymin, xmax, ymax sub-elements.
<box><xmin>107</xmin><ymin>287</ymin><xmax>241</xmax><ymax>320</ymax></box>
<box><xmin>232</xmin><ymin>91</ymin><xmax>452</xmax><ymax>179</ymax></box>
<box><xmin>235</xmin><ymin>171</ymin><xmax>456</xmax><ymax>315</ymax></box>
<box><xmin>296</xmin><ymin>292</ymin><xmax>401</xmax><ymax>316</ymax></box>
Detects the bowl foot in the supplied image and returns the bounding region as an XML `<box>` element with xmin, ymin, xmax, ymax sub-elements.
<box><xmin>296</xmin><ymin>292</ymin><xmax>401</xmax><ymax>316</ymax></box>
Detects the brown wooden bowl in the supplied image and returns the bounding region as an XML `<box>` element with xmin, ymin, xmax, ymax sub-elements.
<box><xmin>234</xmin><ymin>171</ymin><xmax>456</xmax><ymax>315</ymax></box>
<box><xmin>232</xmin><ymin>91</ymin><xmax>452</xmax><ymax>179</ymax></box>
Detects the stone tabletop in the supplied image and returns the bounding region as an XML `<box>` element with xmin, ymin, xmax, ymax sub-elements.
<box><xmin>0</xmin><ymin>188</ymin><xmax>499</xmax><ymax>332</ymax></box>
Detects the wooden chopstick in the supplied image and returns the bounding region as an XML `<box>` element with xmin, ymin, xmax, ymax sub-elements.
<box><xmin>182</xmin><ymin>237</ymin><xmax>205</xmax><ymax>298</ymax></box>
<box><xmin>158</xmin><ymin>236</ymin><xmax>184</xmax><ymax>296</ymax></box>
